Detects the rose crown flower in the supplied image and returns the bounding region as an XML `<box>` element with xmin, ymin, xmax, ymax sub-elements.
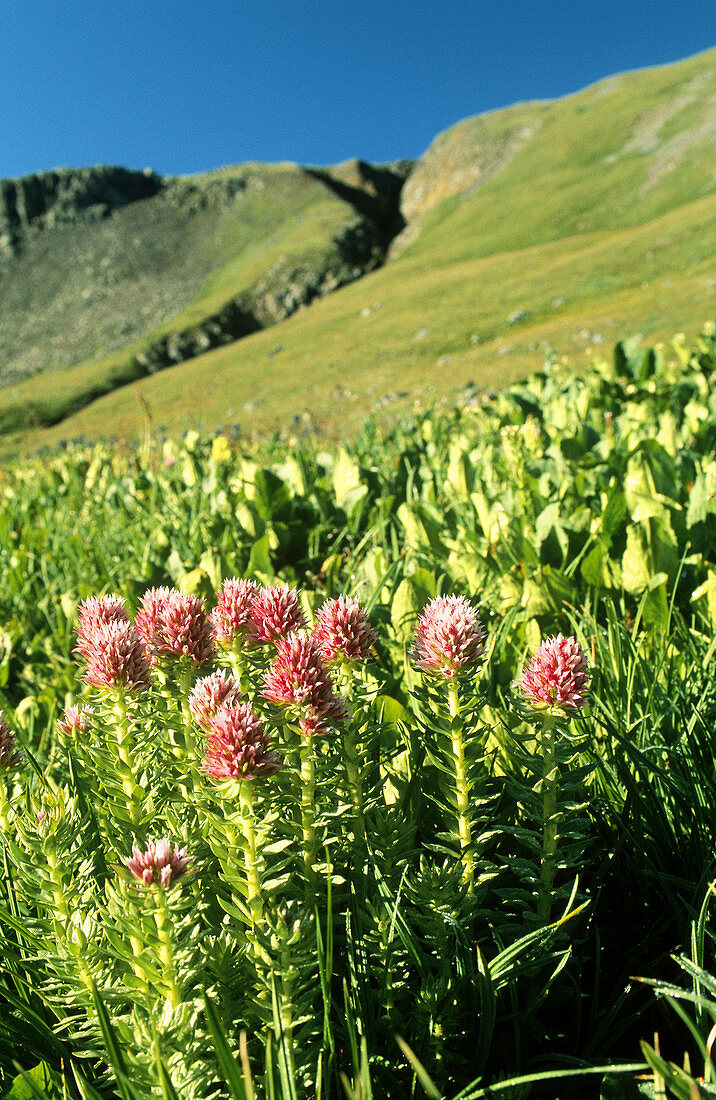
<box><xmin>124</xmin><ymin>839</ymin><xmax>192</xmax><ymax>887</ymax></box>
<box><xmin>263</xmin><ymin>631</ymin><xmax>348</xmax><ymax>734</ymax></box>
<box><xmin>82</xmin><ymin>620</ymin><xmax>151</xmax><ymax>693</ymax></box>
<box><xmin>0</xmin><ymin>712</ymin><xmax>21</xmax><ymax>771</ymax></box>
<box><xmin>516</xmin><ymin>634</ymin><xmax>589</xmax><ymax>713</ymax></box>
<box><xmin>298</xmin><ymin>698</ymin><xmax>350</xmax><ymax>739</ymax></box>
<box><xmin>75</xmin><ymin>595</ymin><xmax>130</xmax><ymax>660</ymax></box>
<box><xmin>57</xmin><ymin>704</ymin><xmax>94</xmax><ymax>738</ymax></box>
<box><xmin>248</xmin><ymin>584</ymin><xmax>305</xmax><ymax>646</ymax></box>
<box><xmin>149</xmin><ymin>590</ymin><xmax>215</xmax><ymax>668</ymax></box>
<box><xmin>204</xmin><ymin>704</ymin><xmax>282</xmax><ymax>781</ymax></box>
<box><xmin>189</xmin><ymin>670</ymin><xmax>241</xmax><ymax>732</ymax></box>
<box><xmin>312</xmin><ymin>596</ymin><xmax>378</xmax><ymax>665</ymax></box>
<box><xmin>413</xmin><ymin>595</ymin><xmax>486</xmax><ymax>680</ymax></box>
<box><xmin>135</xmin><ymin>586</ymin><xmax>173</xmax><ymax>663</ymax></box>
<box><xmin>210</xmin><ymin>578</ymin><xmax>259</xmax><ymax>647</ymax></box>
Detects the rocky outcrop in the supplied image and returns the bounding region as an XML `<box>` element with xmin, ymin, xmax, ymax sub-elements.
<box><xmin>116</xmin><ymin>160</ymin><xmax>414</xmax><ymax>378</ymax></box>
<box><xmin>0</xmin><ymin>156</ymin><xmax>414</xmax><ymax>401</ymax></box>
<box><xmin>0</xmin><ymin>166</ymin><xmax>162</xmax><ymax>261</ymax></box>
<box><xmin>391</xmin><ymin>107</ymin><xmax>543</xmax><ymax>255</ymax></box>
<box><xmin>130</xmin><ymin>211</ymin><xmax>392</xmax><ymax>375</ymax></box>
<box><xmin>307</xmin><ymin>159</ymin><xmax>412</xmax><ymax>245</ymax></box>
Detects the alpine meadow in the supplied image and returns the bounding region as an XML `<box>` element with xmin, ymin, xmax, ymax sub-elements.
<box><xmin>0</xmin><ymin>47</ymin><xmax>716</xmax><ymax>1100</ymax></box>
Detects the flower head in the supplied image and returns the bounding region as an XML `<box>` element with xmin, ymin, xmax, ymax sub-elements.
<box><xmin>298</xmin><ymin>699</ymin><xmax>350</xmax><ymax>738</ymax></box>
<box><xmin>413</xmin><ymin>595</ymin><xmax>485</xmax><ymax>680</ymax></box>
<box><xmin>0</xmin><ymin>712</ymin><xmax>20</xmax><ymax>771</ymax></box>
<box><xmin>189</xmin><ymin>670</ymin><xmax>241</xmax><ymax>732</ymax></box>
<box><xmin>263</xmin><ymin>631</ymin><xmax>348</xmax><ymax>734</ymax></box>
<box><xmin>57</xmin><ymin>703</ymin><xmax>95</xmax><ymax>738</ymax></box>
<box><xmin>515</xmin><ymin>634</ymin><xmax>590</xmax><ymax>713</ymax></box>
<box><xmin>204</xmin><ymin>704</ymin><xmax>282</xmax><ymax>780</ymax></box>
<box><xmin>312</xmin><ymin>596</ymin><xmax>378</xmax><ymax>665</ymax></box>
<box><xmin>75</xmin><ymin>595</ymin><xmax>130</xmax><ymax>660</ymax></box>
<box><xmin>149</xmin><ymin>590</ymin><xmax>215</xmax><ymax>668</ymax></box>
<box><xmin>124</xmin><ymin>839</ymin><xmax>192</xmax><ymax>887</ymax></box>
<box><xmin>82</xmin><ymin>620</ymin><xmax>151</xmax><ymax>693</ymax></box>
<box><xmin>248</xmin><ymin>584</ymin><xmax>305</xmax><ymax>646</ymax></box>
<box><xmin>135</xmin><ymin>586</ymin><xmax>173</xmax><ymax>662</ymax></box>
<box><xmin>210</xmin><ymin>578</ymin><xmax>259</xmax><ymax>647</ymax></box>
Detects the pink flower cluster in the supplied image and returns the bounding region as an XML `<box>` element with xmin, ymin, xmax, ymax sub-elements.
<box><xmin>76</xmin><ymin>598</ymin><xmax>151</xmax><ymax>693</ymax></box>
<box><xmin>208</xmin><ymin>579</ymin><xmax>306</xmax><ymax>648</ymax></box>
<box><xmin>73</xmin><ymin>583</ymin><xmax>377</xmax><ymax>740</ymax></box>
<box><xmin>203</xmin><ymin>703</ymin><xmax>282</xmax><ymax>781</ymax></box>
<box><xmin>0</xmin><ymin>711</ymin><xmax>20</xmax><ymax>771</ymax></box>
<box><xmin>413</xmin><ymin>595</ymin><xmax>485</xmax><ymax>680</ymax></box>
<box><xmin>75</xmin><ymin>595</ymin><xmax>130</xmax><ymax>658</ymax></box>
<box><xmin>136</xmin><ymin>588</ymin><xmax>214</xmax><ymax>667</ymax></box>
<box><xmin>189</xmin><ymin>670</ymin><xmax>241</xmax><ymax>731</ymax></box>
<box><xmin>312</xmin><ymin>595</ymin><xmax>378</xmax><ymax>665</ymax></box>
<box><xmin>57</xmin><ymin>703</ymin><xmax>94</xmax><ymax>738</ymax></box>
<box><xmin>124</xmin><ymin>838</ymin><xmax>192</xmax><ymax>887</ymax></box>
<box><xmin>263</xmin><ymin>630</ymin><xmax>348</xmax><ymax>736</ymax></box>
<box><xmin>516</xmin><ymin>634</ymin><xmax>589</xmax><ymax>713</ymax></box>
<box><xmin>209</xmin><ymin>578</ymin><xmax>259</xmax><ymax>646</ymax></box>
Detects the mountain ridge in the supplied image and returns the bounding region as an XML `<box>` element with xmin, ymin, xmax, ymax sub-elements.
<box><xmin>1</xmin><ymin>46</ymin><xmax>714</xmax><ymax>456</ymax></box>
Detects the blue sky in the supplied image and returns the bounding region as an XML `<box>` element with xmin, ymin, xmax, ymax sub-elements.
<box><xmin>1</xmin><ymin>1</ymin><xmax>713</xmax><ymax>179</ymax></box>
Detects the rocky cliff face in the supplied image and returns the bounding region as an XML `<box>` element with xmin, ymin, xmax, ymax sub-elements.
<box><xmin>0</xmin><ymin>166</ymin><xmax>163</xmax><ymax>262</ymax></box>
<box><xmin>131</xmin><ymin>215</ymin><xmax>388</xmax><ymax>375</ymax></box>
<box><xmin>0</xmin><ymin>158</ymin><xmax>414</xmax><ymax>404</ymax></box>
<box><xmin>125</xmin><ymin>161</ymin><xmax>414</xmax><ymax>377</ymax></box>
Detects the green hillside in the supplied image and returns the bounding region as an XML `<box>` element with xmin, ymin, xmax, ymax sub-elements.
<box><xmin>1</xmin><ymin>47</ymin><xmax>714</xmax><ymax>458</ymax></box>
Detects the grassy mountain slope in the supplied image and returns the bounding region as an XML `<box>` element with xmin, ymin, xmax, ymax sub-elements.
<box><xmin>0</xmin><ymin>165</ymin><xmax>369</xmax><ymax>381</ymax></box>
<box><xmin>2</xmin><ymin>47</ymin><xmax>714</xmax><ymax>457</ymax></box>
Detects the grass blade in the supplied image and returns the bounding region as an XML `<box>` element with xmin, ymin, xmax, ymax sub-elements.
<box><xmin>395</xmin><ymin>1035</ymin><xmax>443</xmax><ymax>1100</ymax></box>
<box><xmin>202</xmin><ymin>992</ymin><xmax>252</xmax><ymax>1100</ymax></box>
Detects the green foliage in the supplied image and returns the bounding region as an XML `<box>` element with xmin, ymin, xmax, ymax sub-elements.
<box><xmin>0</xmin><ymin>328</ymin><xmax>716</xmax><ymax>1097</ymax></box>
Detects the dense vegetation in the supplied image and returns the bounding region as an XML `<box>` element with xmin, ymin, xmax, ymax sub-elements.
<box><xmin>1</xmin><ymin>327</ymin><xmax>716</xmax><ymax>1098</ymax></box>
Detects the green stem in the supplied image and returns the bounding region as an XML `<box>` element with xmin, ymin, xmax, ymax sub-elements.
<box><xmin>228</xmin><ymin>646</ymin><xmax>251</xmax><ymax>695</ymax></box>
<box><xmin>113</xmin><ymin>692</ymin><xmax>142</xmax><ymax>834</ymax></box>
<box><xmin>153</xmin><ymin>890</ymin><xmax>182</xmax><ymax>1010</ymax></box>
<box><xmin>448</xmin><ymin>681</ymin><xmax>474</xmax><ymax>893</ymax></box>
<box><xmin>0</xmin><ymin>781</ymin><xmax>11</xmax><ymax>833</ymax></box>
<box><xmin>46</xmin><ymin>848</ymin><xmax>95</xmax><ymax>993</ymax></box>
<box><xmin>537</xmin><ymin>721</ymin><xmax>559</xmax><ymax>923</ymax></box>
<box><xmin>239</xmin><ymin>782</ymin><xmax>263</xmax><ymax>939</ymax></box>
<box><xmin>179</xmin><ymin>666</ymin><xmax>197</xmax><ymax>759</ymax></box>
<box><xmin>300</xmin><ymin>737</ymin><xmax>316</xmax><ymax>901</ymax></box>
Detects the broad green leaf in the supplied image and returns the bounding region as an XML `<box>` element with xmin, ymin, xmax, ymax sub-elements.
<box><xmin>5</xmin><ymin>1063</ymin><xmax>64</xmax><ymax>1100</ymax></box>
<box><xmin>252</xmin><ymin>468</ymin><xmax>290</xmax><ymax>519</ymax></box>
<box><xmin>622</xmin><ymin>525</ymin><xmax>652</xmax><ymax>594</ymax></box>
<box><xmin>332</xmin><ymin>449</ymin><xmax>362</xmax><ymax>507</ymax></box>
<box><xmin>390</xmin><ymin>575</ymin><xmax>432</xmax><ymax>642</ymax></box>
<box><xmin>599</xmin><ymin>1072</ymin><xmax>654</xmax><ymax>1098</ymax></box>
<box><xmin>247</xmin><ymin>534</ymin><xmax>274</xmax><ymax>580</ymax></box>
<box><xmin>446</xmin><ymin>442</ymin><xmax>473</xmax><ymax>499</ymax></box>
<box><xmin>692</xmin><ymin>569</ymin><xmax>716</xmax><ymax>627</ymax></box>
<box><xmin>535</xmin><ymin>502</ymin><xmax>568</xmax><ymax>565</ymax></box>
